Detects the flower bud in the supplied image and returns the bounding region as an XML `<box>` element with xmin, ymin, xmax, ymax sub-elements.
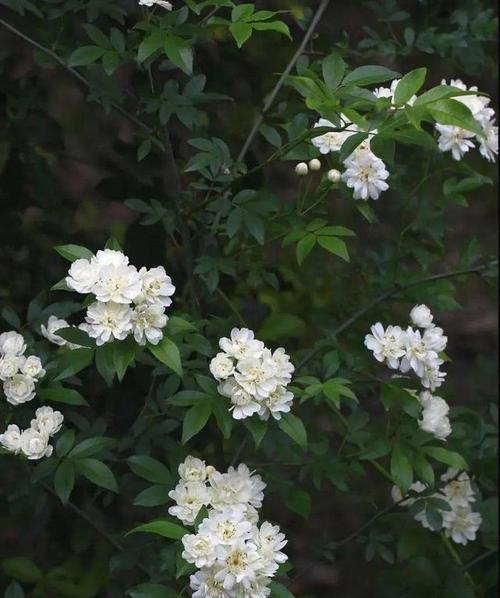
<box><xmin>327</xmin><ymin>169</ymin><xmax>341</xmax><ymax>183</ymax></box>
<box><xmin>308</xmin><ymin>158</ymin><xmax>321</xmax><ymax>171</ymax></box>
<box><xmin>295</xmin><ymin>162</ymin><xmax>309</xmax><ymax>176</ymax></box>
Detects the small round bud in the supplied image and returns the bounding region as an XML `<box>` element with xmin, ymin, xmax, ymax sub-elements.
<box><xmin>206</xmin><ymin>465</ymin><xmax>216</xmax><ymax>477</ymax></box>
<box><xmin>327</xmin><ymin>169</ymin><xmax>341</xmax><ymax>183</ymax></box>
<box><xmin>295</xmin><ymin>162</ymin><xmax>309</xmax><ymax>176</ymax></box>
<box><xmin>309</xmin><ymin>158</ymin><xmax>321</xmax><ymax>171</ymax></box>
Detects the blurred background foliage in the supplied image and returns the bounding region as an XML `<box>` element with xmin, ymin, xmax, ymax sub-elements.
<box><xmin>0</xmin><ymin>0</ymin><xmax>498</xmax><ymax>596</ymax></box>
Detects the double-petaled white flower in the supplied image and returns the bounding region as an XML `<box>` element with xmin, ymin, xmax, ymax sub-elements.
<box><xmin>3</xmin><ymin>374</ymin><xmax>36</xmax><ymax>406</ymax></box>
<box><xmin>168</xmin><ymin>481</ymin><xmax>211</xmax><ymax>525</ymax></box>
<box><xmin>93</xmin><ymin>263</ymin><xmax>142</xmax><ymax>304</ymax></box>
<box><xmin>0</xmin><ymin>424</ymin><xmax>22</xmax><ymax>454</ymax></box>
<box><xmin>31</xmin><ymin>406</ymin><xmax>64</xmax><ymax>436</ymax></box>
<box><xmin>210</xmin><ymin>353</ymin><xmax>236</xmax><ymax>381</ymax></box>
<box><xmin>342</xmin><ymin>146</ymin><xmax>389</xmax><ymax>201</ymax></box>
<box><xmin>21</xmin><ymin>356</ymin><xmax>45</xmax><ymax>379</ymax></box>
<box><xmin>364</xmin><ymin>323</ymin><xmax>406</xmax><ymax>369</ymax></box>
<box><xmin>418</xmin><ymin>391</ymin><xmax>451</xmax><ymax>441</ymax></box>
<box><xmin>219</xmin><ymin>328</ymin><xmax>264</xmax><ymax>361</ymax></box>
<box><xmin>83</xmin><ymin>302</ymin><xmax>133</xmax><ymax>346</ymax></box>
<box><xmin>131</xmin><ymin>303</ymin><xmax>167</xmax><ymax>345</ymax></box>
<box><xmin>66</xmin><ymin>258</ymin><xmax>100</xmax><ymax>294</ymax></box>
<box><xmin>20</xmin><ymin>428</ymin><xmax>53</xmax><ymax>460</ymax></box>
<box><xmin>442</xmin><ymin>506</ymin><xmax>482</xmax><ymax>545</ymax></box>
<box><xmin>0</xmin><ymin>355</ymin><xmax>24</xmax><ymax>381</ymax></box>
<box><xmin>135</xmin><ymin>266</ymin><xmax>176</xmax><ymax>307</ymax></box>
<box><xmin>0</xmin><ymin>331</ymin><xmax>26</xmax><ymax>356</ymax></box>
<box><xmin>410</xmin><ymin>304</ymin><xmax>434</xmax><ymax>329</ymax></box>
<box><xmin>179</xmin><ymin>455</ymin><xmax>213</xmax><ymax>483</ymax></box>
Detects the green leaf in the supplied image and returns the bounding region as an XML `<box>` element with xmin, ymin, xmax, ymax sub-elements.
<box><xmin>252</xmin><ymin>21</ymin><xmax>291</xmax><ymax>39</ymax></box>
<box><xmin>427</xmin><ymin>99</ymin><xmax>483</xmax><ymax>135</ymax></box>
<box><xmin>413</xmin><ymin>84</ymin><xmax>468</xmax><ymax>107</ymax></box>
<box><xmin>113</xmin><ymin>337</ymin><xmax>137</xmax><ymax>381</ymax></box>
<box><xmin>211</xmin><ymin>400</ymin><xmax>233</xmax><ymax>440</ymax></box>
<box><xmin>322</xmin><ymin>52</ymin><xmax>346</xmax><ymax>89</ymax></box>
<box><xmin>270</xmin><ymin>582</ymin><xmax>296</xmax><ymax>598</ymax></box>
<box><xmin>138</xmin><ymin>31</ymin><xmax>165</xmax><ymax>62</ymax></box>
<box><xmin>2</xmin><ymin>558</ymin><xmax>42</xmax><ymax>583</ymax></box>
<box><xmin>339</xmin><ymin>131</ymin><xmax>369</xmax><ymax>161</ymax></box>
<box><xmin>127</xmin><ymin>455</ymin><xmax>173</xmax><ymax>485</ymax></box>
<box><xmin>75</xmin><ymin>458</ymin><xmax>118</xmax><ymax>492</ymax></box>
<box><xmin>391</xmin><ymin>445</ymin><xmax>413</xmax><ymax>493</ymax></box>
<box><xmin>244</xmin><ymin>419</ymin><xmax>268</xmax><ymax>448</ymax></box>
<box><xmin>127</xmin><ymin>583</ymin><xmax>178</xmax><ymax>598</ymax></box>
<box><xmin>231</xmin><ymin>4</ymin><xmax>254</xmax><ymax>21</ymax></box>
<box><xmin>55</xmin><ymin>430</ymin><xmax>76</xmax><ymax>457</ymax></box>
<box><xmin>83</xmin><ymin>24</ymin><xmax>112</xmax><ymax>49</ymax></box>
<box><xmin>317</xmin><ymin>236</ymin><xmax>350</xmax><ymax>262</ymax></box>
<box><xmin>4</xmin><ymin>581</ymin><xmax>25</xmax><ymax>598</ymax></box>
<box><xmin>68</xmin><ymin>437</ymin><xmax>115</xmax><ymax>459</ymax></box>
<box><xmin>393</xmin><ymin>68</ymin><xmax>427</xmax><ymax>106</ymax></box>
<box><xmin>343</xmin><ymin>65</ymin><xmax>400</xmax><ymax>87</ymax></box>
<box><xmin>95</xmin><ymin>343</ymin><xmax>116</xmax><ymax>386</ymax></box>
<box><xmin>128</xmin><ymin>518</ymin><xmax>188</xmax><ymax>540</ymax></box>
<box><xmin>54</xmin><ymin>244</ymin><xmax>93</xmax><ymax>262</ymax></box>
<box><xmin>133</xmin><ymin>485</ymin><xmax>171</xmax><ymax>507</ymax></box>
<box><xmin>296</xmin><ymin>234</ymin><xmax>316</xmax><ymax>266</ymax></box>
<box><xmin>278</xmin><ymin>413</ymin><xmax>307</xmax><ymax>449</ymax></box>
<box><xmin>68</xmin><ymin>45</ymin><xmax>105</xmax><ymax>67</ymax></box>
<box><xmin>166</xmin><ymin>316</ymin><xmax>197</xmax><ymax>335</ymax></box>
<box><xmin>56</xmin><ymin>327</ymin><xmax>95</xmax><ymax>348</ymax></box>
<box><xmin>164</xmin><ymin>35</ymin><xmax>193</xmax><ymax>75</ymax></box>
<box><xmin>54</xmin><ymin>461</ymin><xmax>75</xmax><ymax>504</ymax></box>
<box><xmin>229</xmin><ymin>22</ymin><xmax>253</xmax><ymax>47</ymax></box>
<box><xmin>285</xmin><ymin>488</ymin><xmax>311</xmax><ymax>518</ymax></box>
<box><xmin>148</xmin><ymin>337</ymin><xmax>182</xmax><ymax>376</ymax></box>
<box><xmin>182</xmin><ymin>401</ymin><xmax>212</xmax><ymax>444</ymax></box>
<box><xmin>52</xmin><ymin>348</ymin><xmax>94</xmax><ymax>382</ymax></box>
<box><xmin>38</xmin><ymin>386</ymin><xmax>88</xmax><ymax>406</ymax></box>
<box><xmin>422</xmin><ymin>447</ymin><xmax>468</xmax><ymax>470</ymax></box>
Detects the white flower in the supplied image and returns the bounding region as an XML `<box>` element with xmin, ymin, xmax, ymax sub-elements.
<box><xmin>258</xmin><ymin>385</ymin><xmax>294</xmax><ymax>421</ymax></box>
<box><xmin>93</xmin><ymin>263</ymin><xmax>142</xmax><ymax>304</ymax></box>
<box><xmin>443</xmin><ymin>79</ymin><xmax>493</xmax><ymax>125</ymax></box>
<box><xmin>66</xmin><ymin>258</ymin><xmax>100</xmax><ymax>294</ymax></box>
<box><xmin>268</xmin><ymin>348</ymin><xmax>294</xmax><ymax>386</ymax></box>
<box><xmin>364</xmin><ymin>323</ymin><xmax>406</xmax><ymax>369</ymax></box>
<box><xmin>179</xmin><ymin>455</ymin><xmax>211</xmax><ymax>483</ymax></box>
<box><xmin>253</xmin><ymin>521</ymin><xmax>288</xmax><ymax>576</ymax></box>
<box><xmin>139</xmin><ymin>0</ymin><xmax>173</xmax><ymax>10</ymax></box>
<box><xmin>295</xmin><ymin>162</ymin><xmax>308</xmax><ymax>176</ymax></box>
<box><xmin>209</xmin><ymin>464</ymin><xmax>266</xmax><ymax>511</ymax></box>
<box><xmin>31</xmin><ymin>406</ymin><xmax>64</xmax><ymax>436</ymax></box>
<box><xmin>168</xmin><ymin>481</ymin><xmax>211</xmax><ymax>525</ymax></box>
<box><xmin>418</xmin><ymin>391</ymin><xmax>451</xmax><ymax>441</ymax></box>
<box><xmin>422</xmin><ymin>326</ymin><xmax>447</xmax><ymax>353</ymax></box>
<box><xmin>342</xmin><ymin>147</ymin><xmax>389</xmax><ymax>200</ymax></box>
<box><xmin>400</xmin><ymin>328</ymin><xmax>440</xmax><ymax>378</ymax></box>
<box><xmin>0</xmin><ymin>331</ymin><xmax>26</xmax><ymax>356</ymax></box>
<box><xmin>92</xmin><ymin>249</ymin><xmax>129</xmax><ymax>268</ymax></box>
<box><xmin>373</xmin><ymin>78</ymin><xmax>417</xmax><ymax>106</ymax></box>
<box><xmin>0</xmin><ymin>424</ymin><xmax>22</xmax><ymax>454</ymax></box>
<box><xmin>479</xmin><ymin>120</ymin><xmax>498</xmax><ymax>162</ymax></box>
<box><xmin>182</xmin><ymin>533</ymin><xmax>218</xmax><ymax>568</ymax></box>
<box><xmin>312</xmin><ymin>117</ymin><xmax>356</xmax><ymax>154</ymax></box>
<box><xmin>3</xmin><ymin>374</ymin><xmax>36</xmax><ymax>406</ymax></box>
<box><xmin>215</xmin><ymin>539</ymin><xmax>263</xmax><ymax>590</ymax></box>
<box><xmin>20</xmin><ymin>428</ymin><xmax>53</xmax><ymax>460</ymax></box>
<box><xmin>235</xmin><ymin>355</ymin><xmax>279</xmax><ymax>399</ymax></box>
<box><xmin>219</xmin><ymin>329</ymin><xmax>264</xmax><ymax>361</ymax></box>
<box><xmin>41</xmin><ymin>316</ymin><xmax>72</xmax><ymax>347</ymax></box>
<box><xmin>198</xmin><ymin>507</ymin><xmax>253</xmax><ymax>546</ymax></box>
<box><xmin>131</xmin><ymin>303</ymin><xmax>167</xmax><ymax>345</ymax></box>
<box><xmin>441</xmin><ymin>469</ymin><xmax>476</xmax><ymax>508</ymax></box>
<box><xmin>218</xmin><ymin>378</ymin><xmax>262</xmax><ymax>420</ymax></box>
<box><xmin>135</xmin><ymin>266</ymin><xmax>175</xmax><ymax>307</ymax></box>
<box><xmin>84</xmin><ymin>302</ymin><xmax>133</xmax><ymax>346</ymax></box>
<box><xmin>436</xmin><ymin>124</ymin><xmax>476</xmax><ymax>161</ymax></box>
<box><xmin>20</xmin><ymin>356</ymin><xmax>45</xmax><ymax>379</ymax></box>
<box><xmin>308</xmin><ymin>158</ymin><xmax>321</xmax><ymax>171</ymax></box>
<box><xmin>0</xmin><ymin>355</ymin><xmax>24</xmax><ymax>381</ymax></box>
<box><xmin>420</xmin><ymin>362</ymin><xmax>447</xmax><ymax>391</ymax></box>
<box><xmin>409</xmin><ymin>304</ymin><xmax>434</xmax><ymax>329</ymax></box>
<box><xmin>327</xmin><ymin>168</ymin><xmax>341</xmax><ymax>183</ymax></box>
<box><xmin>442</xmin><ymin>505</ymin><xmax>482</xmax><ymax>545</ymax></box>
<box><xmin>190</xmin><ymin>568</ymin><xmax>231</xmax><ymax>598</ymax></box>
<box><xmin>210</xmin><ymin>353</ymin><xmax>236</xmax><ymax>381</ymax></box>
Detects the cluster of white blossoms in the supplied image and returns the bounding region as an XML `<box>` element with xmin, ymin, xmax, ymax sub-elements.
<box><xmin>312</xmin><ymin>115</ymin><xmax>389</xmax><ymax>201</ymax></box>
<box><xmin>0</xmin><ymin>331</ymin><xmax>45</xmax><ymax>405</ymax></box>
<box><xmin>0</xmin><ymin>406</ymin><xmax>63</xmax><ymax>460</ymax></box>
<box><xmin>365</xmin><ymin>304</ymin><xmax>452</xmax><ymax>440</ymax></box>
<box><xmin>65</xmin><ymin>249</ymin><xmax>175</xmax><ymax>347</ymax></box>
<box><xmin>435</xmin><ymin>79</ymin><xmax>498</xmax><ymax>162</ymax></box>
<box><xmin>168</xmin><ymin>456</ymin><xmax>287</xmax><ymax>598</ymax></box>
<box><xmin>209</xmin><ymin>328</ymin><xmax>295</xmax><ymax>421</ymax></box>
<box><xmin>138</xmin><ymin>0</ymin><xmax>173</xmax><ymax>10</ymax></box>
<box><xmin>392</xmin><ymin>468</ymin><xmax>482</xmax><ymax>546</ymax></box>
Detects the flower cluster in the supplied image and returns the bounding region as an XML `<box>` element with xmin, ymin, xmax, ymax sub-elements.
<box><xmin>312</xmin><ymin>115</ymin><xmax>389</xmax><ymax>201</ymax></box>
<box><xmin>65</xmin><ymin>248</ymin><xmax>175</xmax><ymax>346</ymax></box>
<box><xmin>168</xmin><ymin>456</ymin><xmax>287</xmax><ymax>598</ymax></box>
<box><xmin>209</xmin><ymin>328</ymin><xmax>295</xmax><ymax>421</ymax></box>
<box><xmin>138</xmin><ymin>0</ymin><xmax>173</xmax><ymax>10</ymax></box>
<box><xmin>365</xmin><ymin>304</ymin><xmax>452</xmax><ymax>440</ymax></box>
<box><xmin>392</xmin><ymin>468</ymin><xmax>482</xmax><ymax>546</ymax></box>
<box><xmin>435</xmin><ymin>79</ymin><xmax>498</xmax><ymax>162</ymax></box>
<box><xmin>0</xmin><ymin>331</ymin><xmax>45</xmax><ymax>405</ymax></box>
<box><xmin>0</xmin><ymin>406</ymin><xmax>63</xmax><ymax>460</ymax></box>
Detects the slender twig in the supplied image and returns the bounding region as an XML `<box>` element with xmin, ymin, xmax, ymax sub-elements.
<box><xmin>230</xmin><ymin>437</ymin><xmax>249</xmax><ymax>467</ymax></box>
<box><xmin>0</xmin><ymin>18</ymin><xmax>152</xmax><ymax>135</ymax></box>
<box><xmin>296</xmin><ymin>260</ymin><xmax>497</xmax><ymax>372</ymax></box>
<box><xmin>441</xmin><ymin>534</ymin><xmax>477</xmax><ymax>588</ymax></box>
<box><xmin>237</xmin><ymin>0</ymin><xmax>331</xmax><ymax>162</ymax></box>
<box><xmin>464</xmin><ymin>549</ymin><xmax>497</xmax><ymax>570</ymax></box>
<box><xmin>215</xmin><ymin>288</ymin><xmax>247</xmax><ymax>326</ymax></box>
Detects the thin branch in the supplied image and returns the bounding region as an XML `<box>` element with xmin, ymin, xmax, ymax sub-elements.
<box><xmin>0</xmin><ymin>18</ymin><xmax>152</xmax><ymax>135</ymax></box>
<box><xmin>464</xmin><ymin>549</ymin><xmax>498</xmax><ymax>570</ymax></box>
<box><xmin>296</xmin><ymin>260</ymin><xmax>497</xmax><ymax>372</ymax></box>
<box><xmin>237</xmin><ymin>0</ymin><xmax>331</xmax><ymax>162</ymax></box>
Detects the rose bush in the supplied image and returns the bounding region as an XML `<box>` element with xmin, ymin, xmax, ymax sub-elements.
<box><xmin>0</xmin><ymin>1</ymin><xmax>497</xmax><ymax>597</ymax></box>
